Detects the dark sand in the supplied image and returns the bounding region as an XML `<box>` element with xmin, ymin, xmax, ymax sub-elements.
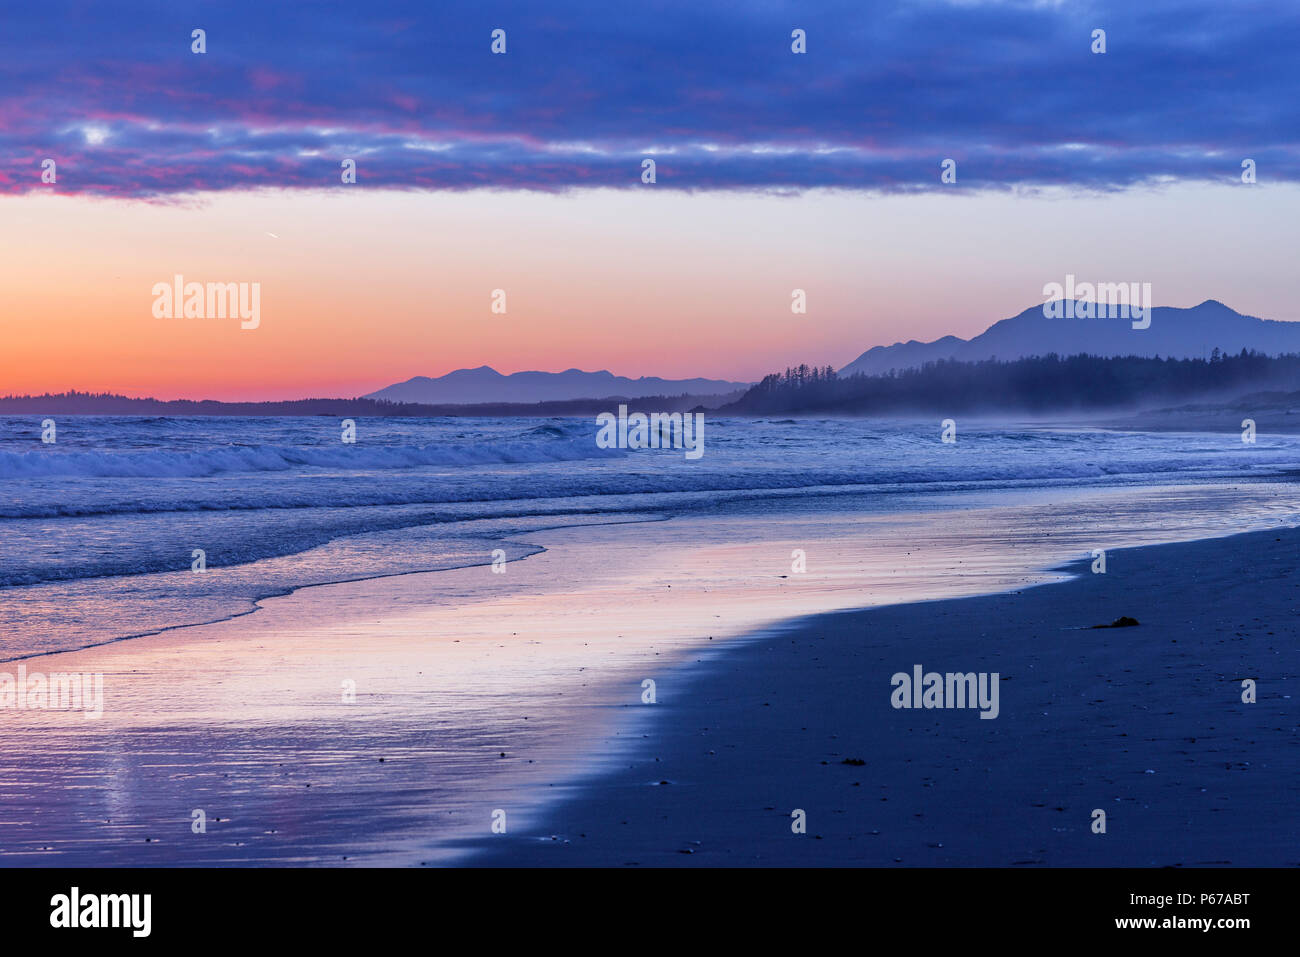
<box><xmin>465</xmin><ymin>527</ymin><xmax>1299</xmax><ymax>866</ymax></box>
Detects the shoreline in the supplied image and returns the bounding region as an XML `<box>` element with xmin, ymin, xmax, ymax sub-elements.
<box><xmin>462</xmin><ymin>526</ymin><xmax>1300</xmax><ymax>867</ymax></box>
<box><xmin>0</xmin><ymin>512</ymin><xmax>669</xmax><ymax>664</ymax></box>
<box><xmin>1</xmin><ymin>489</ymin><xmax>1296</xmax><ymax>866</ymax></box>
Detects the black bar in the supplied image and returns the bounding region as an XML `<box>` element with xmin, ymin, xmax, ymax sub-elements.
<box><xmin>2</xmin><ymin>867</ymin><xmax>1286</xmax><ymax>943</ymax></box>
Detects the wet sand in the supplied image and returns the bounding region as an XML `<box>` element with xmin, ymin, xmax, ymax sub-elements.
<box><xmin>466</xmin><ymin>526</ymin><xmax>1300</xmax><ymax>866</ymax></box>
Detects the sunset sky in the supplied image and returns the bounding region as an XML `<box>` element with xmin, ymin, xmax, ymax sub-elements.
<box><xmin>3</xmin><ymin>0</ymin><xmax>1298</xmax><ymax>400</ymax></box>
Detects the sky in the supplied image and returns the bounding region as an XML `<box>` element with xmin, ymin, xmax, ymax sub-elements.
<box><xmin>2</xmin><ymin>0</ymin><xmax>1298</xmax><ymax>400</ymax></box>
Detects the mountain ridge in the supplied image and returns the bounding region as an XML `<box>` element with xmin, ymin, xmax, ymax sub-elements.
<box><xmin>840</xmin><ymin>300</ymin><xmax>1300</xmax><ymax>377</ymax></box>
<box><xmin>366</xmin><ymin>366</ymin><xmax>751</xmax><ymax>404</ymax></box>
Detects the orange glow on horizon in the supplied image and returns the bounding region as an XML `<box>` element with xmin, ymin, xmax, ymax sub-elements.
<box><xmin>3</xmin><ymin>184</ymin><xmax>1296</xmax><ymax>401</ymax></box>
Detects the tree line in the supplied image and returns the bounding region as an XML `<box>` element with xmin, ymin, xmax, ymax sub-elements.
<box><xmin>724</xmin><ymin>350</ymin><xmax>1300</xmax><ymax>414</ymax></box>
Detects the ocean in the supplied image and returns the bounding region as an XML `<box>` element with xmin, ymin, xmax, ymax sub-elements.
<box><xmin>3</xmin><ymin>414</ymin><xmax>1297</xmax><ymax>660</ymax></box>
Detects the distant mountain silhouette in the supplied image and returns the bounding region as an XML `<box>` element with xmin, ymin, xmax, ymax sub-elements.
<box><xmin>841</xmin><ymin>300</ymin><xmax>1300</xmax><ymax>376</ymax></box>
<box><xmin>366</xmin><ymin>366</ymin><xmax>750</xmax><ymax>404</ymax></box>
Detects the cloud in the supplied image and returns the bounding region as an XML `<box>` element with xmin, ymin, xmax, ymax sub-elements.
<box><xmin>4</xmin><ymin>0</ymin><xmax>1298</xmax><ymax>198</ymax></box>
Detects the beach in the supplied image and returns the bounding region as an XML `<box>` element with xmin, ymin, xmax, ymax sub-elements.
<box><xmin>0</xmin><ymin>460</ymin><xmax>1296</xmax><ymax>866</ymax></box>
<box><xmin>465</xmin><ymin>525</ymin><xmax>1298</xmax><ymax>867</ymax></box>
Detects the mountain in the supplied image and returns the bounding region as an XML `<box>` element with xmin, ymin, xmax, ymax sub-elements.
<box><xmin>365</xmin><ymin>366</ymin><xmax>751</xmax><ymax>404</ymax></box>
<box><xmin>840</xmin><ymin>300</ymin><xmax>1300</xmax><ymax>376</ymax></box>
